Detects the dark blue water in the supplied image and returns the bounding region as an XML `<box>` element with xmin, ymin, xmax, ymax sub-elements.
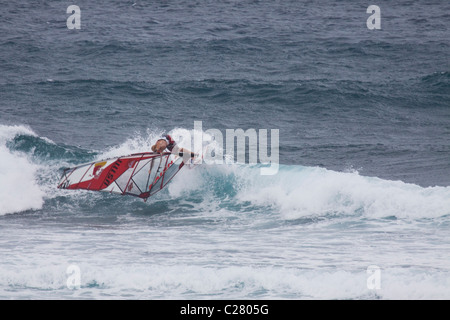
<box><xmin>0</xmin><ymin>0</ymin><xmax>449</xmax><ymax>299</ymax></box>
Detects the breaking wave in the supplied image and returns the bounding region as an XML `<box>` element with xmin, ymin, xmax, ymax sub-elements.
<box><xmin>1</xmin><ymin>124</ymin><xmax>449</xmax><ymax>221</ymax></box>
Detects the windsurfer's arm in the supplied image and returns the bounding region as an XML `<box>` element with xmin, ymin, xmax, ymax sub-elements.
<box><xmin>164</xmin><ymin>134</ymin><xmax>196</xmax><ymax>158</ymax></box>
<box><xmin>171</xmin><ymin>144</ymin><xmax>195</xmax><ymax>158</ymax></box>
<box><xmin>179</xmin><ymin>148</ymin><xmax>196</xmax><ymax>158</ymax></box>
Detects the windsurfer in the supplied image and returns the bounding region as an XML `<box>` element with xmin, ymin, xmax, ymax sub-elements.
<box><xmin>151</xmin><ymin>134</ymin><xmax>195</xmax><ymax>159</ymax></box>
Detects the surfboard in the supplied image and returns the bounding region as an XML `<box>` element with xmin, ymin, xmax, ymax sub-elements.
<box><xmin>57</xmin><ymin>152</ymin><xmax>185</xmax><ymax>200</ymax></box>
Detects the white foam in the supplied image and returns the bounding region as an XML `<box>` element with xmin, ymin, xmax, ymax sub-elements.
<box><xmin>0</xmin><ymin>124</ymin><xmax>37</xmax><ymax>144</ymax></box>
<box><xmin>0</xmin><ymin>125</ymin><xmax>46</xmax><ymax>215</ymax></box>
<box><xmin>234</xmin><ymin>164</ymin><xmax>450</xmax><ymax>220</ymax></box>
<box><xmin>1</xmin><ymin>262</ymin><xmax>448</xmax><ymax>299</ymax></box>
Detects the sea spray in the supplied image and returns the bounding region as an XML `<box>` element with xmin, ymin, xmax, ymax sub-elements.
<box><xmin>0</xmin><ymin>125</ymin><xmax>46</xmax><ymax>215</ymax></box>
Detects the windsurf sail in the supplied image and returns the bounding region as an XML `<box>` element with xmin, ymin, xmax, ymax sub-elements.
<box><xmin>57</xmin><ymin>152</ymin><xmax>185</xmax><ymax>200</ymax></box>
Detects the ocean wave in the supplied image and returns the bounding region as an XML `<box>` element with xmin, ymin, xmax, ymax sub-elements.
<box><xmin>419</xmin><ymin>71</ymin><xmax>450</xmax><ymax>92</ymax></box>
<box><xmin>5</xmin><ymin>129</ymin><xmax>93</xmax><ymax>163</ymax></box>
<box><xmin>2</xmin><ymin>124</ymin><xmax>449</xmax><ymax>220</ymax></box>
<box><xmin>1</xmin><ymin>263</ymin><xmax>448</xmax><ymax>299</ymax></box>
<box><xmin>234</xmin><ymin>164</ymin><xmax>450</xmax><ymax>220</ymax></box>
<box><xmin>0</xmin><ymin>125</ymin><xmax>46</xmax><ymax>215</ymax></box>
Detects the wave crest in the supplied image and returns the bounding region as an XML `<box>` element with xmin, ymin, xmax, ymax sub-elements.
<box><xmin>0</xmin><ymin>125</ymin><xmax>46</xmax><ymax>215</ymax></box>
